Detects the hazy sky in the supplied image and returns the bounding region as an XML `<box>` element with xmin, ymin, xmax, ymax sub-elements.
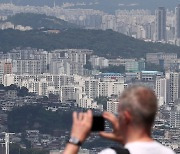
<box><xmin>1</xmin><ymin>0</ymin><xmax>180</xmax><ymax>13</ymax></box>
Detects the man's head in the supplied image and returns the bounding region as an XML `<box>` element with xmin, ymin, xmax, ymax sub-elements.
<box><xmin>118</xmin><ymin>85</ymin><xmax>158</xmax><ymax>135</ymax></box>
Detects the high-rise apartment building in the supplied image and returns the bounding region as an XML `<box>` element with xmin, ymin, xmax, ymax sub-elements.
<box><xmin>175</xmin><ymin>4</ymin><xmax>180</xmax><ymax>46</ymax></box>
<box><xmin>84</xmin><ymin>79</ymin><xmax>99</xmax><ymax>99</ymax></box>
<box><xmin>14</xmin><ymin>59</ymin><xmax>41</xmax><ymax>75</ymax></box>
<box><xmin>175</xmin><ymin>4</ymin><xmax>180</xmax><ymax>39</ymax></box>
<box><xmin>125</xmin><ymin>59</ymin><xmax>145</xmax><ymax>72</ymax></box>
<box><xmin>155</xmin><ymin>77</ymin><xmax>168</xmax><ymax>106</ymax></box>
<box><xmin>60</xmin><ymin>85</ymin><xmax>77</xmax><ymax>102</ymax></box>
<box><xmin>155</xmin><ymin>7</ymin><xmax>166</xmax><ymax>41</ymax></box>
<box><xmin>4</xmin><ymin>62</ymin><xmax>12</xmax><ymax>74</ymax></box>
<box><xmin>49</xmin><ymin>60</ymin><xmax>64</xmax><ymax>75</ymax></box>
<box><xmin>170</xmin><ymin>110</ymin><xmax>180</xmax><ymax>128</ymax></box>
<box><xmin>90</xmin><ymin>55</ymin><xmax>109</xmax><ymax>69</ymax></box>
<box><xmin>146</xmin><ymin>52</ymin><xmax>177</xmax><ymax>69</ymax></box>
<box><xmin>166</xmin><ymin>72</ymin><xmax>180</xmax><ymax>104</ymax></box>
<box><xmin>65</xmin><ymin>49</ymin><xmax>90</xmax><ymax>65</ymax></box>
<box><xmin>144</xmin><ymin>23</ymin><xmax>155</xmax><ymax>40</ymax></box>
<box><xmin>107</xmin><ymin>100</ymin><xmax>119</xmax><ymax>114</ymax></box>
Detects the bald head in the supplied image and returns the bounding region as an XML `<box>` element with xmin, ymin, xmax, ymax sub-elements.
<box><xmin>119</xmin><ymin>86</ymin><xmax>158</xmax><ymax>130</ymax></box>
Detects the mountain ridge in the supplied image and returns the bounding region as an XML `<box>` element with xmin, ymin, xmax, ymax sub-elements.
<box><xmin>1</xmin><ymin>13</ymin><xmax>180</xmax><ymax>58</ymax></box>
<box><xmin>6</xmin><ymin>13</ymin><xmax>80</xmax><ymax>30</ymax></box>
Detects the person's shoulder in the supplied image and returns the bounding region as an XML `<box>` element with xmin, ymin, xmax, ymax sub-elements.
<box><xmin>160</xmin><ymin>146</ymin><xmax>175</xmax><ymax>154</ymax></box>
<box><xmin>98</xmin><ymin>148</ymin><xmax>117</xmax><ymax>154</ymax></box>
<box><xmin>161</xmin><ymin>146</ymin><xmax>175</xmax><ymax>154</ymax></box>
<box><xmin>155</xmin><ymin>142</ymin><xmax>175</xmax><ymax>154</ymax></box>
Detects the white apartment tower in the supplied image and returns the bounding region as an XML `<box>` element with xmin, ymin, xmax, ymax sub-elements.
<box><xmin>107</xmin><ymin>100</ymin><xmax>119</xmax><ymax>114</ymax></box>
<box><xmin>14</xmin><ymin>59</ymin><xmax>41</xmax><ymax>75</ymax></box>
<box><xmin>84</xmin><ymin>79</ymin><xmax>99</xmax><ymax>99</ymax></box>
<box><xmin>166</xmin><ymin>72</ymin><xmax>180</xmax><ymax>104</ymax></box>
<box><xmin>170</xmin><ymin>110</ymin><xmax>180</xmax><ymax>128</ymax></box>
<box><xmin>155</xmin><ymin>77</ymin><xmax>168</xmax><ymax>106</ymax></box>
<box><xmin>65</xmin><ymin>49</ymin><xmax>88</xmax><ymax>65</ymax></box>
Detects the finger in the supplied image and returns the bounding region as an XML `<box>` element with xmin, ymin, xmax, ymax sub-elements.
<box><xmin>99</xmin><ymin>131</ymin><xmax>115</xmax><ymax>140</ymax></box>
<box><xmin>99</xmin><ymin>131</ymin><xmax>123</xmax><ymax>143</ymax></box>
<box><xmin>103</xmin><ymin>112</ymin><xmax>118</xmax><ymax>124</ymax></box>
<box><xmin>83</xmin><ymin>110</ymin><xmax>92</xmax><ymax>122</ymax></box>
<box><xmin>87</xmin><ymin>110</ymin><xmax>93</xmax><ymax>122</ymax></box>
<box><xmin>78</xmin><ymin>112</ymin><xmax>84</xmax><ymax>121</ymax></box>
<box><xmin>83</xmin><ymin>110</ymin><xmax>93</xmax><ymax>127</ymax></box>
<box><xmin>73</xmin><ymin>112</ymin><xmax>78</xmax><ymax>123</ymax></box>
<box><xmin>103</xmin><ymin>112</ymin><xmax>119</xmax><ymax>129</ymax></box>
<box><xmin>82</xmin><ymin>112</ymin><xmax>89</xmax><ymax>122</ymax></box>
<box><xmin>87</xmin><ymin>110</ymin><xmax>93</xmax><ymax>126</ymax></box>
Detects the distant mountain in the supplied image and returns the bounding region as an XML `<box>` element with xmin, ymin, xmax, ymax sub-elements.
<box><xmin>7</xmin><ymin>13</ymin><xmax>80</xmax><ymax>30</ymax></box>
<box><xmin>1</xmin><ymin>0</ymin><xmax>180</xmax><ymax>13</ymax></box>
<box><xmin>0</xmin><ymin>29</ymin><xmax>180</xmax><ymax>58</ymax></box>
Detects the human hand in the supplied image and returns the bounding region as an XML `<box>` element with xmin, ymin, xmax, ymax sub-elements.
<box><xmin>70</xmin><ymin>110</ymin><xmax>93</xmax><ymax>143</ymax></box>
<box><xmin>99</xmin><ymin>112</ymin><xmax>124</xmax><ymax>144</ymax></box>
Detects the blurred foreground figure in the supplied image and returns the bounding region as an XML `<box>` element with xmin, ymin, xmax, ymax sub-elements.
<box><xmin>63</xmin><ymin>86</ymin><xmax>175</xmax><ymax>154</ymax></box>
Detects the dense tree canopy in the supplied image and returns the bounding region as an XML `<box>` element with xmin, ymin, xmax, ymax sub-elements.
<box><xmin>1</xmin><ymin>29</ymin><xmax>180</xmax><ymax>58</ymax></box>
<box><xmin>0</xmin><ymin>84</ymin><xmax>30</xmax><ymax>97</ymax></box>
<box><xmin>7</xmin><ymin>13</ymin><xmax>80</xmax><ymax>30</ymax></box>
<box><xmin>95</xmin><ymin>96</ymin><xmax>109</xmax><ymax>110</ymax></box>
<box><xmin>7</xmin><ymin>105</ymin><xmax>72</xmax><ymax>134</ymax></box>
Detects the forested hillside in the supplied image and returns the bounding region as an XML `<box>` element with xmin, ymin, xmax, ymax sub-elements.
<box><xmin>7</xmin><ymin>13</ymin><xmax>80</xmax><ymax>30</ymax></box>
<box><xmin>0</xmin><ymin>29</ymin><xmax>180</xmax><ymax>58</ymax></box>
<box><xmin>7</xmin><ymin>105</ymin><xmax>72</xmax><ymax>134</ymax></box>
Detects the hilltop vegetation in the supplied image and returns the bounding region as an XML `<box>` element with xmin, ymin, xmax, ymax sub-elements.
<box><xmin>8</xmin><ymin>105</ymin><xmax>72</xmax><ymax>134</ymax></box>
<box><xmin>0</xmin><ymin>29</ymin><xmax>180</xmax><ymax>58</ymax></box>
<box><xmin>1</xmin><ymin>13</ymin><xmax>180</xmax><ymax>58</ymax></box>
<box><xmin>7</xmin><ymin>105</ymin><xmax>118</xmax><ymax>149</ymax></box>
<box><xmin>7</xmin><ymin>13</ymin><xmax>80</xmax><ymax>30</ymax></box>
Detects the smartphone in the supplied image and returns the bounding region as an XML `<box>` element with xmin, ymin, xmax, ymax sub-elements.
<box><xmin>91</xmin><ymin>115</ymin><xmax>105</xmax><ymax>132</ymax></box>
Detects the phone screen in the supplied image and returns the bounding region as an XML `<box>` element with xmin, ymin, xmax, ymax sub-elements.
<box><xmin>91</xmin><ymin>116</ymin><xmax>105</xmax><ymax>131</ymax></box>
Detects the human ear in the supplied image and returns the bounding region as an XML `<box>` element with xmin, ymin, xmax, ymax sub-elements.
<box><xmin>124</xmin><ymin>111</ymin><xmax>132</xmax><ymax>124</ymax></box>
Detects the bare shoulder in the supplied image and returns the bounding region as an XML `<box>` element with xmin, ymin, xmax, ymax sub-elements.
<box><xmin>98</xmin><ymin>148</ymin><xmax>117</xmax><ymax>154</ymax></box>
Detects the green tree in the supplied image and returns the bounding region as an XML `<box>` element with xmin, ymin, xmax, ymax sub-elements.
<box><xmin>84</xmin><ymin>61</ymin><xmax>93</xmax><ymax>70</ymax></box>
<box><xmin>7</xmin><ymin>105</ymin><xmax>72</xmax><ymax>134</ymax></box>
<box><xmin>1</xmin><ymin>28</ymin><xmax>180</xmax><ymax>58</ymax></box>
<box><xmin>18</xmin><ymin>87</ymin><xmax>29</xmax><ymax>97</ymax></box>
<box><xmin>7</xmin><ymin>13</ymin><xmax>79</xmax><ymax>30</ymax></box>
<box><xmin>95</xmin><ymin>96</ymin><xmax>109</xmax><ymax>110</ymax></box>
<box><xmin>5</xmin><ymin>84</ymin><xmax>19</xmax><ymax>91</ymax></box>
<box><xmin>0</xmin><ymin>84</ymin><xmax>4</xmax><ymax>89</ymax></box>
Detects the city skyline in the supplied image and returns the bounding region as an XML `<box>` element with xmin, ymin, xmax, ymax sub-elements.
<box><xmin>1</xmin><ymin>0</ymin><xmax>180</xmax><ymax>13</ymax></box>
<box><xmin>2</xmin><ymin>3</ymin><xmax>180</xmax><ymax>46</ymax></box>
<box><xmin>0</xmin><ymin>1</ymin><xmax>179</xmax><ymax>154</ymax></box>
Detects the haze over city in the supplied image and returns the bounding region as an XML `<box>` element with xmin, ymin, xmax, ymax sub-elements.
<box><xmin>1</xmin><ymin>0</ymin><xmax>180</xmax><ymax>13</ymax></box>
<box><xmin>0</xmin><ymin>1</ymin><xmax>179</xmax><ymax>154</ymax></box>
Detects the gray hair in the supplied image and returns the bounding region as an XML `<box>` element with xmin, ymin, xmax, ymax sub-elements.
<box><xmin>119</xmin><ymin>85</ymin><xmax>158</xmax><ymax>129</ymax></box>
